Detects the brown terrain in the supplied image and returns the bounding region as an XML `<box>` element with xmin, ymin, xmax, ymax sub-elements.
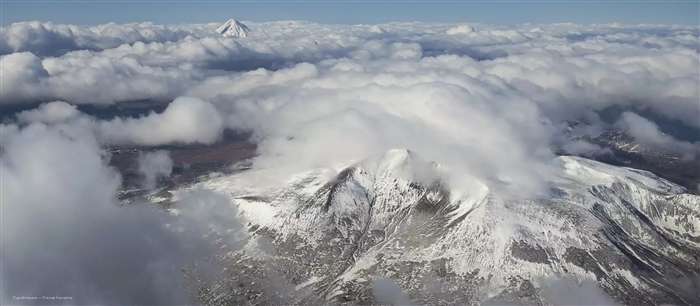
<box><xmin>109</xmin><ymin>132</ymin><xmax>257</xmax><ymax>194</ymax></box>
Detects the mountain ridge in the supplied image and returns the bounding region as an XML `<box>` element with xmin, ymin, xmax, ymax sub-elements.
<box><xmin>179</xmin><ymin>150</ymin><xmax>699</xmax><ymax>305</ymax></box>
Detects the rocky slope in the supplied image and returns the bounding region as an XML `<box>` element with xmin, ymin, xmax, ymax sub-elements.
<box><xmin>177</xmin><ymin>149</ymin><xmax>699</xmax><ymax>305</ymax></box>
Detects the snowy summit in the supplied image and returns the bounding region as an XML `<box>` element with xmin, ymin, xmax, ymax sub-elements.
<box><xmin>216</xmin><ymin>18</ymin><xmax>250</xmax><ymax>38</ymax></box>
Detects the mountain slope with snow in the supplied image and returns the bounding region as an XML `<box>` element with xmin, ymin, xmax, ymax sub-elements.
<box><xmin>216</xmin><ymin>19</ymin><xmax>250</xmax><ymax>38</ymax></box>
<box><xmin>181</xmin><ymin>150</ymin><xmax>699</xmax><ymax>305</ymax></box>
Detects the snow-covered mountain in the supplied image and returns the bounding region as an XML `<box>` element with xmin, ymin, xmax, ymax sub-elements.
<box><xmin>561</xmin><ymin>121</ymin><xmax>700</xmax><ymax>192</ymax></box>
<box><xmin>179</xmin><ymin>149</ymin><xmax>700</xmax><ymax>305</ymax></box>
<box><xmin>216</xmin><ymin>19</ymin><xmax>250</xmax><ymax>38</ymax></box>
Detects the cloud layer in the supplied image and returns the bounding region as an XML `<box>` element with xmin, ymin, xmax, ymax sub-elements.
<box><xmin>1</xmin><ymin>19</ymin><xmax>698</xmax><ymax>304</ymax></box>
<box><xmin>1</xmin><ymin>123</ymin><xmax>243</xmax><ymax>305</ymax></box>
<box><xmin>14</xmin><ymin>97</ymin><xmax>224</xmax><ymax>146</ymax></box>
<box><xmin>3</xmin><ymin>20</ymin><xmax>698</xmax><ymax>192</ymax></box>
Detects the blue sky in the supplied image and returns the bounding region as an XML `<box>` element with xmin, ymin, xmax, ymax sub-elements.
<box><xmin>2</xmin><ymin>1</ymin><xmax>699</xmax><ymax>25</ymax></box>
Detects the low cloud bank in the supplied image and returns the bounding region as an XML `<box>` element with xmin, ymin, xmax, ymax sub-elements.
<box><xmin>0</xmin><ymin>21</ymin><xmax>207</xmax><ymax>56</ymax></box>
<box><xmin>97</xmin><ymin>96</ymin><xmax>224</xmax><ymax>145</ymax></box>
<box><xmin>14</xmin><ymin>97</ymin><xmax>224</xmax><ymax>146</ymax></box>
<box><xmin>617</xmin><ymin>111</ymin><xmax>700</xmax><ymax>159</ymax></box>
<box><xmin>1</xmin><ymin>20</ymin><xmax>698</xmax><ymax>304</ymax></box>
<box><xmin>3</xmin><ymin>20</ymin><xmax>698</xmax><ymax>194</ymax></box>
<box><xmin>1</xmin><ymin>124</ymin><xmax>245</xmax><ymax>305</ymax></box>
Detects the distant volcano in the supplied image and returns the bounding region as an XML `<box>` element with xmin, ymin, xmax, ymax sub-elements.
<box><xmin>216</xmin><ymin>19</ymin><xmax>250</xmax><ymax>38</ymax></box>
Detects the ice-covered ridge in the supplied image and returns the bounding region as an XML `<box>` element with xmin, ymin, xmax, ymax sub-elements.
<box><xmin>186</xmin><ymin>150</ymin><xmax>700</xmax><ymax>305</ymax></box>
<box><xmin>556</xmin><ymin>155</ymin><xmax>686</xmax><ymax>194</ymax></box>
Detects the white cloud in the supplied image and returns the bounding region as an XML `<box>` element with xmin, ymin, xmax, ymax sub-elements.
<box><xmin>617</xmin><ymin>111</ymin><xmax>700</xmax><ymax>159</ymax></box>
<box><xmin>16</xmin><ymin>100</ymin><xmax>80</xmax><ymax>124</ymax></box>
<box><xmin>170</xmin><ymin>188</ymin><xmax>246</xmax><ymax>249</ymax></box>
<box><xmin>0</xmin><ymin>21</ymin><xmax>205</xmax><ymax>56</ymax></box>
<box><xmin>1</xmin><ymin>19</ymin><xmax>698</xmax><ymax>305</ymax></box>
<box><xmin>2</xmin><ymin>21</ymin><xmax>696</xmax><ymax>120</ymax></box>
<box><xmin>446</xmin><ymin>24</ymin><xmax>476</xmax><ymax>35</ymax></box>
<box><xmin>97</xmin><ymin>96</ymin><xmax>224</xmax><ymax>145</ymax></box>
<box><xmin>190</xmin><ymin>57</ymin><xmax>560</xmax><ymax>195</ymax></box>
<box><xmin>0</xmin><ymin>123</ymin><xmax>245</xmax><ymax>304</ymax></box>
<box><xmin>137</xmin><ymin>150</ymin><xmax>173</xmax><ymax>189</ymax></box>
<box><xmin>0</xmin><ymin>52</ymin><xmax>49</xmax><ymax>103</ymax></box>
<box><xmin>8</xmin><ymin>98</ymin><xmax>224</xmax><ymax>147</ymax></box>
<box><xmin>2</xmin><ymin>21</ymin><xmax>697</xmax><ymax>194</ymax></box>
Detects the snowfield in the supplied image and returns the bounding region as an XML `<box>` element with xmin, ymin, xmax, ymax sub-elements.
<box><xmin>184</xmin><ymin>150</ymin><xmax>700</xmax><ymax>305</ymax></box>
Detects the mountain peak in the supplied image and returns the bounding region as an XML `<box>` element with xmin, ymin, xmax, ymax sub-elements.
<box><xmin>357</xmin><ymin>148</ymin><xmax>442</xmax><ymax>185</ymax></box>
<box><xmin>194</xmin><ymin>149</ymin><xmax>700</xmax><ymax>305</ymax></box>
<box><xmin>216</xmin><ymin>19</ymin><xmax>250</xmax><ymax>38</ymax></box>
